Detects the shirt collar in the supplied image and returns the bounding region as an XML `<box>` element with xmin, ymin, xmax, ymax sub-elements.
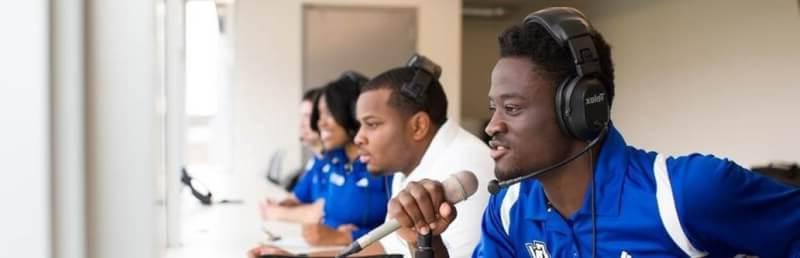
<box><xmin>324</xmin><ymin>148</ymin><xmax>349</xmax><ymax>165</ymax></box>
<box><xmin>404</xmin><ymin>120</ymin><xmax>459</xmax><ymax>182</ymax></box>
<box><xmin>524</xmin><ymin>122</ymin><xmax>629</xmax><ymax>221</ymax></box>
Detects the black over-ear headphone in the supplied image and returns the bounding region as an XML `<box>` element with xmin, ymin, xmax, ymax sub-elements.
<box><xmin>488</xmin><ymin>7</ymin><xmax>612</xmax><ymax>195</ymax></box>
<box><xmin>524</xmin><ymin>7</ymin><xmax>610</xmax><ymax>142</ymax></box>
<box><xmin>400</xmin><ymin>54</ymin><xmax>442</xmax><ymax>104</ymax></box>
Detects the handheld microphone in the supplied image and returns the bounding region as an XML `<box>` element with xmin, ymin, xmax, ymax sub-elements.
<box><xmin>487</xmin><ymin>126</ymin><xmax>608</xmax><ymax>195</ymax></box>
<box><xmin>335</xmin><ymin>171</ymin><xmax>479</xmax><ymax>258</ymax></box>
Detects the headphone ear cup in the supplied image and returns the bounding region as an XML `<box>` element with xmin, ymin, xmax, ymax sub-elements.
<box><xmin>554</xmin><ymin>77</ymin><xmax>574</xmax><ymax>139</ymax></box>
<box><xmin>566</xmin><ymin>77</ymin><xmax>609</xmax><ymax>141</ymax></box>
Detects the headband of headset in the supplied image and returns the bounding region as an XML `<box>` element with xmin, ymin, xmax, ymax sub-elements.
<box><xmin>524</xmin><ymin>7</ymin><xmax>600</xmax><ymax>77</ymax></box>
<box><xmin>401</xmin><ymin>54</ymin><xmax>442</xmax><ymax>104</ymax></box>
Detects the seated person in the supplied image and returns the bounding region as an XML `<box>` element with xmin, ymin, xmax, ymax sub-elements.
<box><xmin>302</xmin><ymin>72</ymin><xmax>393</xmax><ymax>246</ymax></box>
<box><xmin>259</xmin><ymin>88</ymin><xmax>328</xmax><ymax>224</ymax></box>
<box><xmin>251</xmin><ymin>72</ymin><xmax>393</xmax><ymax>257</ymax></box>
<box><xmin>351</xmin><ymin>55</ymin><xmax>494</xmax><ymax>257</ymax></box>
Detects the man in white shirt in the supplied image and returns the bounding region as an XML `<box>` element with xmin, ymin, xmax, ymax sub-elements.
<box><xmin>352</xmin><ymin>55</ymin><xmax>494</xmax><ymax>257</ymax></box>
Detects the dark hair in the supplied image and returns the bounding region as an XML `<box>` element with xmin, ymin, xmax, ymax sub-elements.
<box><xmin>310</xmin><ymin>73</ymin><xmax>366</xmax><ymax>138</ymax></box>
<box><xmin>361</xmin><ymin>67</ymin><xmax>448</xmax><ymax>127</ymax></box>
<box><xmin>302</xmin><ymin>87</ymin><xmax>321</xmax><ymax>102</ymax></box>
<box><xmin>498</xmin><ymin>21</ymin><xmax>615</xmax><ymax>106</ymax></box>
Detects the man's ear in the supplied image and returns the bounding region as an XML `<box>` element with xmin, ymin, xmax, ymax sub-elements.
<box><xmin>408</xmin><ymin>112</ymin><xmax>431</xmax><ymax>141</ymax></box>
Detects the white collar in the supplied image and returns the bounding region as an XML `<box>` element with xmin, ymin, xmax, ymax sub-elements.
<box><xmin>404</xmin><ymin>120</ymin><xmax>459</xmax><ymax>182</ymax></box>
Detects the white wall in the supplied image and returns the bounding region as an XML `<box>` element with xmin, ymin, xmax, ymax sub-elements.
<box><xmin>85</xmin><ymin>0</ymin><xmax>158</xmax><ymax>257</ymax></box>
<box><xmin>461</xmin><ymin>0</ymin><xmax>800</xmax><ymax>167</ymax></box>
<box><xmin>583</xmin><ymin>0</ymin><xmax>800</xmax><ymax>166</ymax></box>
<box><xmin>461</xmin><ymin>6</ymin><xmax>534</xmax><ymax>134</ymax></box>
<box><xmin>0</xmin><ymin>0</ymin><xmax>51</xmax><ymax>257</ymax></box>
<box><xmin>233</xmin><ymin>0</ymin><xmax>462</xmax><ymax>196</ymax></box>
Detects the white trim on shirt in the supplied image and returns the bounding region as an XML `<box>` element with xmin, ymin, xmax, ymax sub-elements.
<box><xmin>500</xmin><ymin>183</ymin><xmax>520</xmax><ymax>235</ymax></box>
<box><xmin>654</xmin><ymin>154</ymin><xmax>708</xmax><ymax>258</ymax></box>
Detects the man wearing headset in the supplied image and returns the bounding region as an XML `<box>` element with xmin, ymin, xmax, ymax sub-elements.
<box><xmin>249</xmin><ymin>56</ymin><xmax>494</xmax><ymax>258</ymax></box>
<box><xmin>387</xmin><ymin>7</ymin><xmax>800</xmax><ymax>258</ymax></box>
<box><xmin>351</xmin><ymin>54</ymin><xmax>494</xmax><ymax>257</ymax></box>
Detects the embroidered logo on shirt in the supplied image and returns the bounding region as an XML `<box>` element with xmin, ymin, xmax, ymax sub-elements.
<box><xmin>356</xmin><ymin>178</ymin><xmax>369</xmax><ymax>187</ymax></box>
<box><xmin>305</xmin><ymin>159</ymin><xmax>314</xmax><ymax>171</ymax></box>
<box><xmin>330</xmin><ymin>173</ymin><xmax>345</xmax><ymax>186</ymax></box>
<box><xmin>621</xmin><ymin>251</ymin><xmax>632</xmax><ymax>258</ymax></box>
<box><xmin>525</xmin><ymin>241</ymin><xmax>550</xmax><ymax>258</ymax></box>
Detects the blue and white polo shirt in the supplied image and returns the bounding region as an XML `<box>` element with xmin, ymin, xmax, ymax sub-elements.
<box><xmin>473</xmin><ymin>125</ymin><xmax>800</xmax><ymax>258</ymax></box>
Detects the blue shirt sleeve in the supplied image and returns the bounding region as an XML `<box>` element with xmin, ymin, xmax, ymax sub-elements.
<box><xmin>672</xmin><ymin>155</ymin><xmax>800</xmax><ymax>257</ymax></box>
<box><xmin>291</xmin><ymin>171</ymin><xmax>314</xmax><ymax>203</ymax></box>
<box><xmin>292</xmin><ymin>158</ymin><xmax>320</xmax><ymax>204</ymax></box>
<box><xmin>472</xmin><ymin>191</ymin><xmax>515</xmax><ymax>258</ymax></box>
<box><xmin>322</xmin><ymin>167</ymin><xmax>391</xmax><ymax>241</ymax></box>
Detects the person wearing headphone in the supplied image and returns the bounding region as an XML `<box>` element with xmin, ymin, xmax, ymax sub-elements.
<box><xmin>386</xmin><ymin>7</ymin><xmax>800</xmax><ymax>258</ymax></box>
<box><xmin>251</xmin><ymin>56</ymin><xmax>494</xmax><ymax>258</ymax></box>
<box><xmin>346</xmin><ymin>54</ymin><xmax>494</xmax><ymax>257</ymax></box>
<box><xmin>258</xmin><ymin>88</ymin><xmax>328</xmax><ymax>224</ymax></box>
<box><xmin>301</xmin><ymin>72</ymin><xmax>393</xmax><ymax>246</ymax></box>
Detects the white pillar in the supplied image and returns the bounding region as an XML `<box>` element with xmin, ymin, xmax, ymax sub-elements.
<box><xmin>51</xmin><ymin>0</ymin><xmax>86</xmax><ymax>257</ymax></box>
<box><xmin>85</xmin><ymin>0</ymin><xmax>158</xmax><ymax>257</ymax></box>
<box><xmin>165</xmin><ymin>0</ymin><xmax>187</xmax><ymax>248</ymax></box>
<box><xmin>0</xmin><ymin>0</ymin><xmax>51</xmax><ymax>257</ymax></box>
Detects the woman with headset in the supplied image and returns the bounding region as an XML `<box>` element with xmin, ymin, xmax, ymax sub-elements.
<box><xmin>299</xmin><ymin>71</ymin><xmax>393</xmax><ymax>247</ymax></box>
<box><xmin>250</xmin><ymin>71</ymin><xmax>394</xmax><ymax>257</ymax></box>
<box><xmin>258</xmin><ymin>88</ymin><xmax>329</xmax><ymax>224</ymax></box>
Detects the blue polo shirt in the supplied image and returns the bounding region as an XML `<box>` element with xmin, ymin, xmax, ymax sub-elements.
<box><xmin>321</xmin><ymin>148</ymin><xmax>392</xmax><ymax>239</ymax></box>
<box><xmin>292</xmin><ymin>154</ymin><xmax>328</xmax><ymax>203</ymax></box>
<box><xmin>473</xmin><ymin>124</ymin><xmax>800</xmax><ymax>258</ymax></box>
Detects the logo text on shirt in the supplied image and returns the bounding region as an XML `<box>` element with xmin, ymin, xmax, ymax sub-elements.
<box><xmin>526</xmin><ymin>241</ymin><xmax>550</xmax><ymax>258</ymax></box>
<box><xmin>356</xmin><ymin>178</ymin><xmax>369</xmax><ymax>187</ymax></box>
<box><xmin>329</xmin><ymin>173</ymin><xmax>345</xmax><ymax>186</ymax></box>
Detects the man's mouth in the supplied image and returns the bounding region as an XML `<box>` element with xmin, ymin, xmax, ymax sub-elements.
<box><xmin>489</xmin><ymin>140</ymin><xmax>510</xmax><ymax>160</ymax></box>
<box><xmin>358</xmin><ymin>149</ymin><xmax>371</xmax><ymax>163</ymax></box>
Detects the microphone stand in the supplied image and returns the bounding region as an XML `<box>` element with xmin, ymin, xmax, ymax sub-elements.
<box><xmin>415</xmin><ymin>232</ymin><xmax>433</xmax><ymax>258</ymax></box>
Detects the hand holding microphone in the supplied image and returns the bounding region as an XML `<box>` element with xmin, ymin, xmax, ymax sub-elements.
<box><xmin>389</xmin><ymin>180</ymin><xmax>456</xmax><ymax>237</ymax></box>
<box><xmin>336</xmin><ymin>171</ymin><xmax>478</xmax><ymax>258</ymax></box>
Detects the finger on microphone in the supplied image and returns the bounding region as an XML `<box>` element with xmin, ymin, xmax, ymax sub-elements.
<box><xmin>403</xmin><ymin>190</ymin><xmax>430</xmax><ymax>233</ymax></box>
<box><xmin>421</xmin><ymin>179</ymin><xmax>445</xmax><ymax>216</ymax></box>
<box><xmin>339</xmin><ymin>171</ymin><xmax>479</xmax><ymax>258</ymax></box>
<box><xmin>419</xmin><ymin>225</ymin><xmax>430</xmax><ymax>235</ymax></box>
<box><xmin>440</xmin><ymin>201</ymin><xmax>456</xmax><ymax>222</ymax></box>
<box><xmin>388</xmin><ymin>200</ymin><xmax>413</xmax><ymax>228</ymax></box>
<box><xmin>397</xmin><ymin>191</ymin><xmax>427</xmax><ymax>231</ymax></box>
<box><xmin>430</xmin><ymin>202</ymin><xmax>456</xmax><ymax>235</ymax></box>
<box><xmin>407</xmin><ymin>182</ymin><xmax>437</xmax><ymax>225</ymax></box>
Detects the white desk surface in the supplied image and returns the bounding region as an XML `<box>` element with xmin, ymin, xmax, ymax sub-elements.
<box><xmin>165</xmin><ymin>167</ymin><xmax>343</xmax><ymax>258</ymax></box>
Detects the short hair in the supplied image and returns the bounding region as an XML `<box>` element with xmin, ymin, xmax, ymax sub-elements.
<box><xmin>498</xmin><ymin>20</ymin><xmax>615</xmax><ymax>106</ymax></box>
<box><xmin>302</xmin><ymin>87</ymin><xmax>321</xmax><ymax>102</ymax></box>
<box><xmin>309</xmin><ymin>74</ymin><xmax>364</xmax><ymax>138</ymax></box>
<box><xmin>361</xmin><ymin>67</ymin><xmax>448</xmax><ymax>127</ymax></box>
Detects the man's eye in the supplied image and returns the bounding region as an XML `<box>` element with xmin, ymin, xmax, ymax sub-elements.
<box><xmin>504</xmin><ymin>105</ymin><xmax>521</xmax><ymax>114</ymax></box>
